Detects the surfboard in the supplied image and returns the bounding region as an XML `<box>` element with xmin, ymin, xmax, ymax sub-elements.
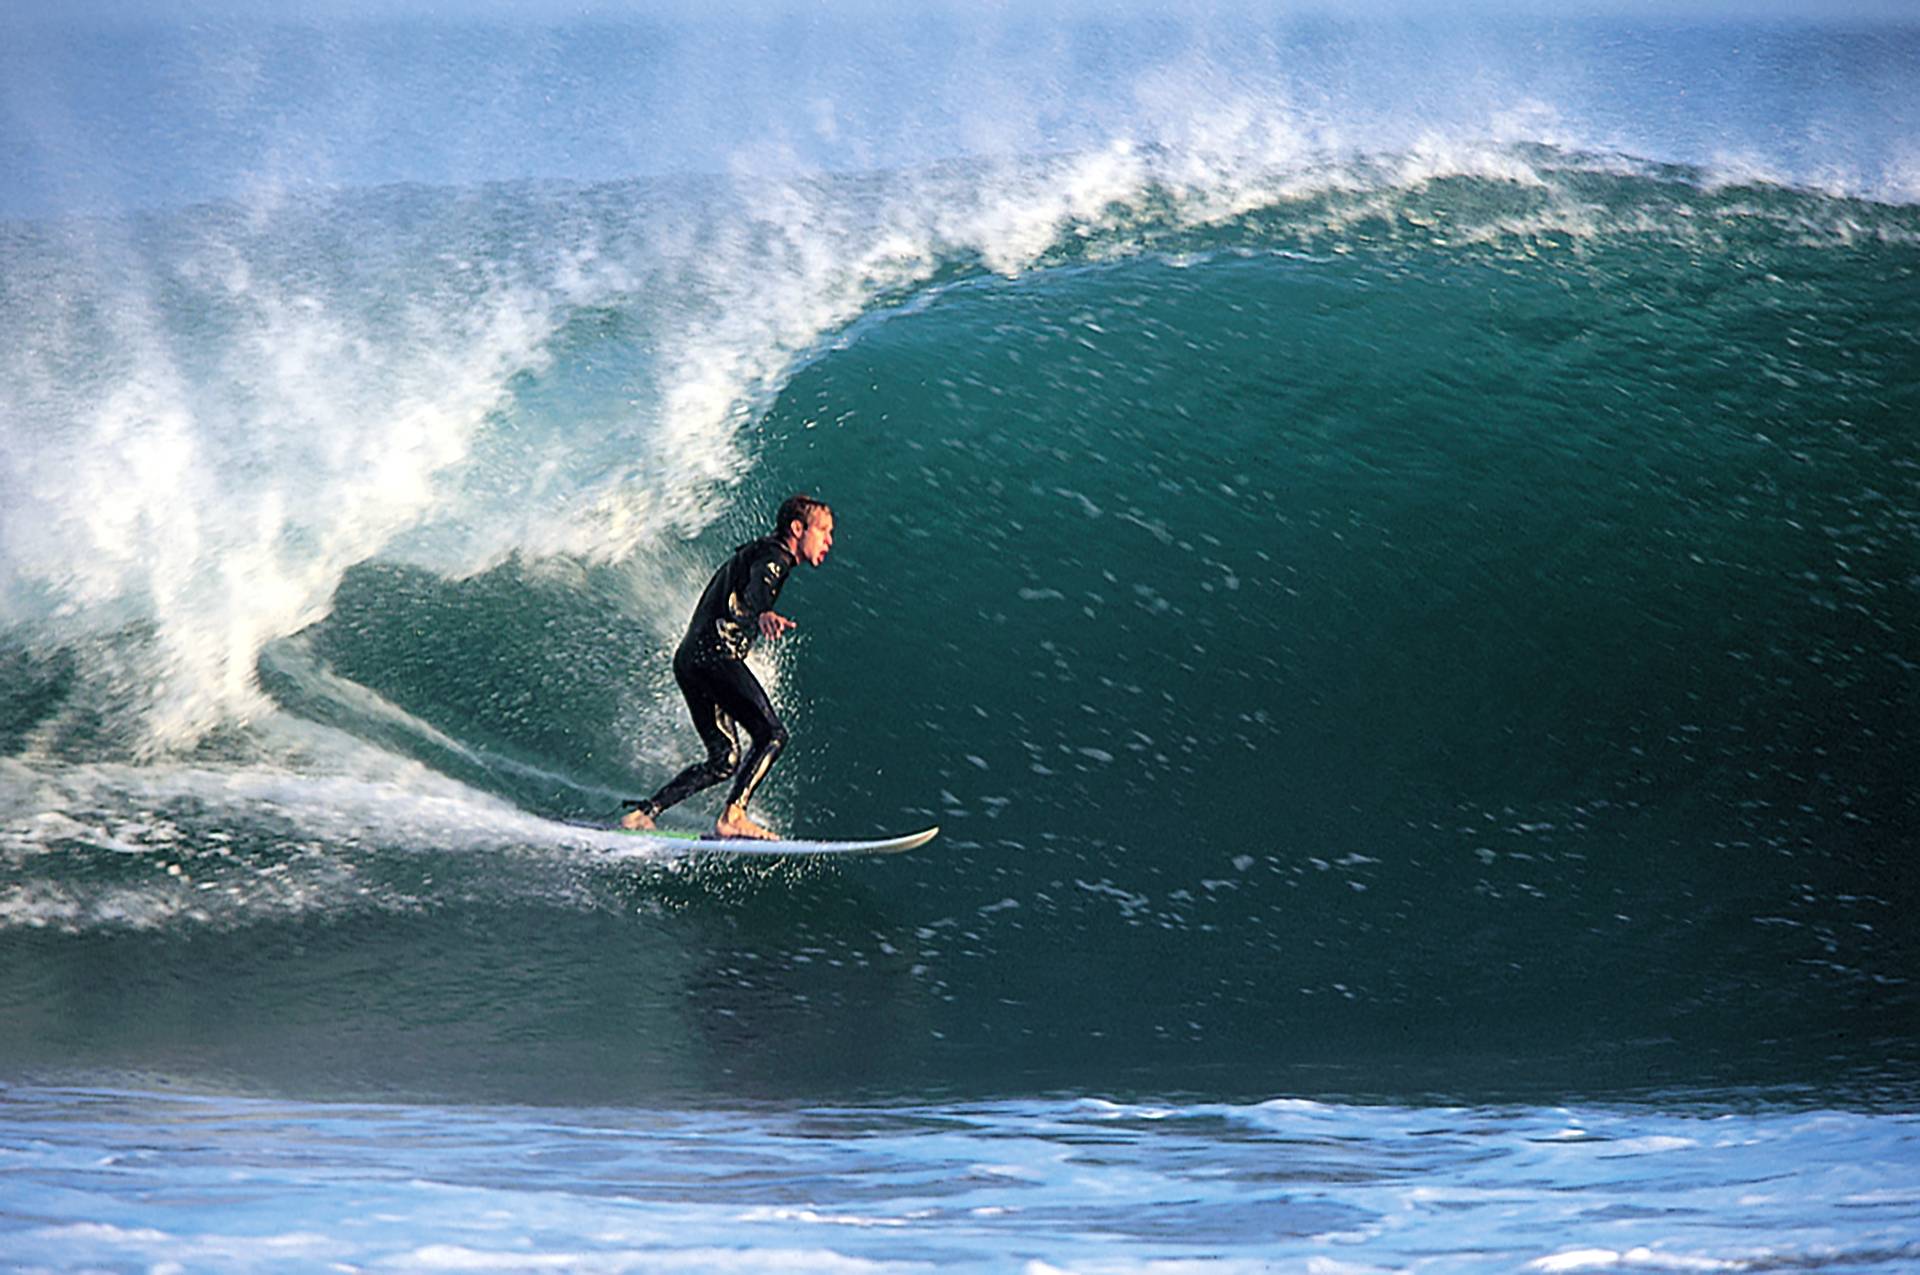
<box><xmin>604</xmin><ymin>824</ymin><xmax>939</xmax><ymax>857</ymax></box>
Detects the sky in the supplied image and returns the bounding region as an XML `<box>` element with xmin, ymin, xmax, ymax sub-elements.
<box><xmin>3</xmin><ymin>1</ymin><xmax>1916</xmax><ymax>218</ymax></box>
<box><xmin>6</xmin><ymin>0</ymin><xmax>1920</xmax><ymax>23</ymax></box>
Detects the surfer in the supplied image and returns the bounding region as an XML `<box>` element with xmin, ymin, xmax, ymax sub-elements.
<box><xmin>620</xmin><ymin>494</ymin><xmax>835</xmax><ymax>840</ymax></box>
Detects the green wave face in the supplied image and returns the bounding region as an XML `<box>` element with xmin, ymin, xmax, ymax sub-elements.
<box><xmin>717</xmin><ymin>184</ymin><xmax>1919</xmax><ymax>1097</ymax></box>
<box><xmin>752</xmin><ymin>190</ymin><xmax>1915</xmax><ymax>853</ymax></box>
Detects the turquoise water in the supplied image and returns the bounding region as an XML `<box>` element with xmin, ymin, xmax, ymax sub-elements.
<box><xmin>6</xmin><ymin>1087</ymin><xmax>1918</xmax><ymax>1272</ymax></box>
<box><xmin>2</xmin><ymin>4</ymin><xmax>1917</xmax><ymax>1269</ymax></box>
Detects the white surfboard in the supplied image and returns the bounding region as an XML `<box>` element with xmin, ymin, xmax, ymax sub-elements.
<box><xmin>603</xmin><ymin>824</ymin><xmax>939</xmax><ymax>857</ymax></box>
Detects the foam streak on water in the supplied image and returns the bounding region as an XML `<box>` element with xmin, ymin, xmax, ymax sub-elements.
<box><xmin>2</xmin><ymin>1087</ymin><xmax>1916</xmax><ymax>1274</ymax></box>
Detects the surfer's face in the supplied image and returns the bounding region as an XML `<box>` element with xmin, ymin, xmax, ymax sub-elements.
<box><xmin>795</xmin><ymin>510</ymin><xmax>834</xmax><ymax>567</ymax></box>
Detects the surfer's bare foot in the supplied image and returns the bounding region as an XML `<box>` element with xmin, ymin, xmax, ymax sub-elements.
<box><xmin>714</xmin><ymin>804</ymin><xmax>778</xmax><ymax>840</ymax></box>
<box><xmin>619</xmin><ymin>807</ymin><xmax>655</xmax><ymax>831</ymax></box>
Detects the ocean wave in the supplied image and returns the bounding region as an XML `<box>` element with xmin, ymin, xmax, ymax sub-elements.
<box><xmin>5</xmin><ymin>149</ymin><xmax>1912</xmax><ymax>756</ymax></box>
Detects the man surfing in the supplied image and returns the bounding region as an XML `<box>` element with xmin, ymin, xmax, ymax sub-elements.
<box><xmin>620</xmin><ymin>494</ymin><xmax>835</xmax><ymax>840</ymax></box>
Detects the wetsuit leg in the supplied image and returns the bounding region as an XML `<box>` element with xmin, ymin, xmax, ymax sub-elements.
<box><xmin>628</xmin><ymin>657</ymin><xmax>742</xmax><ymax>818</ymax></box>
<box><xmin>700</xmin><ymin>659</ymin><xmax>789</xmax><ymax>812</ymax></box>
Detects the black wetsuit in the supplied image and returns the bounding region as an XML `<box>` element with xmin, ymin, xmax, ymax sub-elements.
<box><xmin>627</xmin><ymin>536</ymin><xmax>795</xmax><ymax>820</ymax></box>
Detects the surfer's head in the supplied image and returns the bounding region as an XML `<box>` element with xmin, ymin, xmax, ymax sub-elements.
<box><xmin>776</xmin><ymin>494</ymin><xmax>835</xmax><ymax>567</ymax></box>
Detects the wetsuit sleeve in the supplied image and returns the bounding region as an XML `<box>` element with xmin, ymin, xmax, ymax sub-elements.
<box><xmin>736</xmin><ymin>549</ymin><xmax>790</xmax><ymax>621</ymax></box>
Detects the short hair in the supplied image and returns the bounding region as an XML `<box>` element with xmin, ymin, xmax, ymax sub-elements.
<box><xmin>775</xmin><ymin>493</ymin><xmax>831</xmax><ymax>535</ymax></box>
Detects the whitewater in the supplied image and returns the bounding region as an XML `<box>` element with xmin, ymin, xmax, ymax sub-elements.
<box><xmin>2</xmin><ymin>2</ymin><xmax>1917</xmax><ymax>1270</ymax></box>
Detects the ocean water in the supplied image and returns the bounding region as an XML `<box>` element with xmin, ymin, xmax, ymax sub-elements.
<box><xmin>5</xmin><ymin>1088</ymin><xmax>1916</xmax><ymax>1273</ymax></box>
<box><xmin>2</xmin><ymin>3</ymin><xmax>1917</xmax><ymax>1270</ymax></box>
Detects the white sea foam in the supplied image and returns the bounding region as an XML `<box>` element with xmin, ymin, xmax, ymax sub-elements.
<box><xmin>735</xmin><ymin>1207</ymin><xmax>910</xmax><ymax>1229</ymax></box>
<box><xmin>0</xmin><ymin>714</ymin><xmax>677</xmax><ymax>931</ymax></box>
<box><xmin>392</xmin><ymin>1244</ymin><xmax>905</xmax><ymax>1272</ymax></box>
<box><xmin>0</xmin><ymin>217</ymin><xmax>561</xmax><ymax>749</ymax></box>
<box><xmin>1026</xmin><ymin>1262</ymin><xmax>1316</xmax><ymax>1275</ymax></box>
<box><xmin>1532</xmin><ymin>1248</ymin><xmax>1749</xmax><ymax>1272</ymax></box>
<box><xmin>28</xmin><ymin>1222</ymin><xmax>348</xmax><ymax>1267</ymax></box>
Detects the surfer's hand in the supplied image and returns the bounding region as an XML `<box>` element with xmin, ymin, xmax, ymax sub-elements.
<box><xmin>758</xmin><ymin>612</ymin><xmax>796</xmax><ymax>641</ymax></box>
